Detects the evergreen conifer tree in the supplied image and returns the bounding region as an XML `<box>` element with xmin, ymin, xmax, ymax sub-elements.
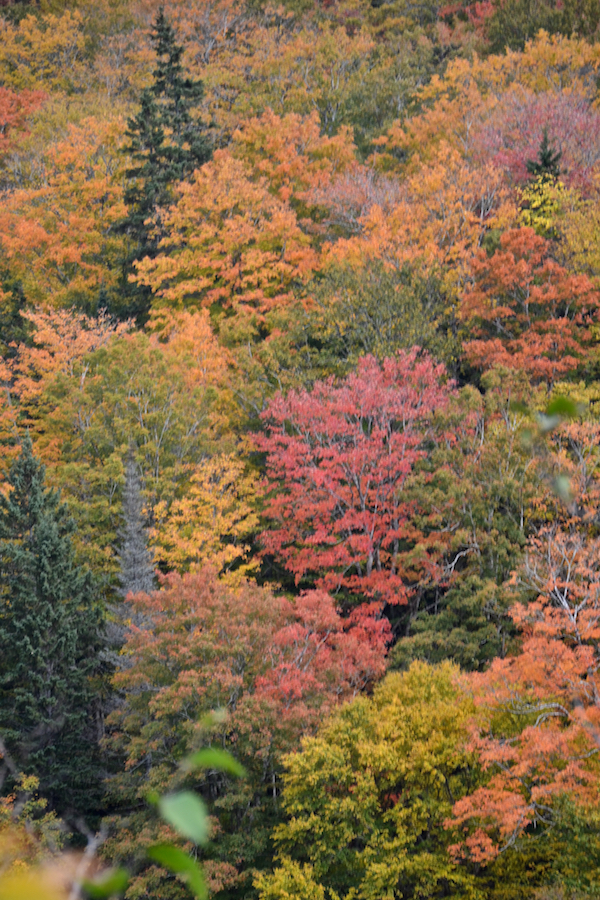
<box><xmin>0</xmin><ymin>436</ymin><xmax>104</xmax><ymax>816</ymax></box>
<box><xmin>526</xmin><ymin>127</ymin><xmax>562</xmax><ymax>180</ymax></box>
<box><xmin>117</xmin><ymin>8</ymin><xmax>212</xmax><ymax>322</ymax></box>
<box><xmin>117</xmin><ymin>453</ymin><xmax>155</xmax><ymax>598</ymax></box>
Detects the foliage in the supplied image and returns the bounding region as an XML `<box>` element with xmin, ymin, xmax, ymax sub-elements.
<box><xmin>0</xmin><ymin>10</ymin><xmax>87</xmax><ymax>93</ymax></box>
<box><xmin>0</xmin><ymin>86</ymin><xmax>46</xmax><ymax>162</ymax></box>
<box><xmin>0</xmin><ymin>116</ymin><xmax>127</xmax><ymax>312</ymax></box>
<box><xmin>134</xmin><ymin>148</ymin><xmax>318</xmax><ymax>320</ymax></box>
<box><xmin>256</xmin><ymin>662</ymin><xmax>481</xmax><ymax>900</ymax></box>
<box><xmin>1</xmin><ymin>308</ymin><xmax>230</xmax><ymax>581</ymax></box>
<box><xmin>105</xmin><ymin>567</ymin><xmax>389</xmax><ymax>896</ymax></box>
<box><xmin>448</xmin><ymin>523</ymin><xmax>600</xmax><ymax>864</ymax></box>
<box><xmin>151</xmin><ymin>453</ymin><xmax>259</xmax><ymax>580</ymax></box>
<box><xmin>1</xmin><ymin>0</ymin><xmax>600</xmax><ymax>892</ymax></box>
<box><xmin>0</xmin><ymin>436</ymin><xmax>104</xmax><ymax>815</ymax></box>
<box><xmin>526</xmin><ymin>128</ymin><xmax>562</xmax><ymax>182</ymax></box>
<box><xmin>460</xmin><ymin>227</ymin><xmax>600</xmax><ymax>384</ymax></box>
<box><xmin>257</xmin><ymin>350</ymin><xmax>455</xmax><ymax>607</ymax></box>
<box><xmin>390</xmin><ymin>369</ymin><xmax>542</xmax><ymax>671</ymax></box>
<box><xmin>481</xmin><ymin>0</ymin><xmax>600</xmax><ymax>52</ymax></box>
<box><xmin>119</xmin><ymin>8</ymin><xmax>212</xmax><ymax>321</ymax></box>
<box><xmin>0</xmin><ymin>773</ymin><xmax>65</xmax><ymax>871</ymax></box>
<box><xmin>306</xmin><ymin>261</ymin><xmax>460</xmax><ymax>374</ymax></box>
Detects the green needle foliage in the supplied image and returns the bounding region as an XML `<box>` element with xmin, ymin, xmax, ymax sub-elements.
<box><xmin>0</xmin><ymin>436</ymin><xmax>105</xmax><ymax>816</ymax></box>
<box><xmin>118</xmin><ymin>7</ymin><xmax>213</xmax><ymax>322</ymax></box>
<box><xmin>526</xmin><ymin>128</ymin><xmax>562</xmax><ymax>182</ymax></box>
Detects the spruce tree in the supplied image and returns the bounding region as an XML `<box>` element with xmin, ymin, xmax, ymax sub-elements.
<box><xmin>526</xmin><ymin>127</ymin><xmax>562</xmax><ymax>181</ymax></box>
<box><xmin>0</xmin><ymin>436</ymin><xmax>104</xmax><ymax>816</ymax></box>
<box><xmin>117</xmin><ymin>453</ymin><xmax>155</xmax><ymax>598</ymax></box>
<box><xmin>117</xmin><ymin>7</ymin><xmax>212</xmax><ymax>322</ymax></box>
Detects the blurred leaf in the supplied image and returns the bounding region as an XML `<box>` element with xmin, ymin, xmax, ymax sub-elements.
<box><xmin>546</xmin><ymin>396</ymin><xmax>578</xmax><ymax>419</ymax></box>
<box><xmin>553</xmin><ymin>474</ymin><xmax>572</xmax><ymax>503</ymax></box>
<box><xmin>158</xmin><ymin>791</ymin><xmax>209</xmax><ymax>844</ymax></box>
<box><xmin>148</xmin><ymin>843</ymin><xmax>207</xmax><ymax>900</ymax></box>
<box><xmin>199</xmin><ymin>708</ymin><xmax>228</xmax><ymax>729</ymax></box>
<box><xmin>182</xmin><ymin>748</ymin><xmax>246</xmax><ymax>778</ymax></box>
<box><xmin>520</xmin><ymin>427</ymin><xmax>534</xmax><ymax>449</ymax></box>
<box><xmin>146</xmin><ymin>790</ymin><xmax>160</xmax><ymax>806</ymax></box>
<box><xmin>536</xmin><ymin>412</ymin><xmax>562</xmax><ymax>434</ymax></box>
<box><xmin>83</xmin><ymin>868</ymin><xmax>129</xmax><ymax>899</ymax></box>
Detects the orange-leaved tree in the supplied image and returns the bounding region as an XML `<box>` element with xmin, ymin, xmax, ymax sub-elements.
<box><xmin>231</xmin><ymin>109</ymin><xmax>355</xmax><ymax>205</ymax></box>
<box><xmin>449</xmin><ymin>522</ymin><xmax>600</xmax><ymax>863</ymax></box>
<box><xmin>460</xmin><ymin>227</ymin><xmax>600</xmax><ymax>384</ymax></box>
<box><xmin>133</xmin><ymin>149</ymin><xmax>318</xmax><ymax>318</ymax></box>
<box><xmin>0</xmin><ymin>117</ymin><xmax>127</xmax><ymax>311</ymax></box>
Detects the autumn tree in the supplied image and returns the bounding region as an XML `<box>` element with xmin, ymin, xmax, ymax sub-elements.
<box><xmin>133</xmin><ymin>149</ymin><xmax>318</xmax><ymax>320</ymax></box>
<box><xmin>449</xmin><ymin>523</ymin><xmax>600</xmax><ymax>872</ymax></box>
<box><xmin>0</xmin><ymin>306</ymin><xmax>129</xmax><ymax>471</ymax></box>
<box><xmin>0</xmin><ymin>117</ymin><xmax>128</xmax><ymax>313</ymax></box>
<box><xmin>257</xmin><ymin>350</ymin><xmax>454</xmax><ymax>608</ymax></box>
<box><xmin>1</xmin><ymin>308</ymin><xmax>229</xmax><ymax>582</ymax></box>
<box><xmin>391</xmin><ymin>368</ymin><xmax>544</xmax><ymax>671</ymax></box>
<box><xmin>151</xmin><ymin>453</ymin><xmax>259</xmax><ymax>579</ymax></box>
<box><xmin>105</xmin><ymin>567</ymin><xmax>390</xmax><ymax>896</ymax></box>
<box><xmin>0</xmin><ymin>436</ymin><xmax>104</xmax><ymax>816</ymax></box>
<box><xmin>0</xmin><ymin>10</ymin><xmax>87</xmax><ymax>94</ymax></box>
<box><xmin>0</xmin><ymin>86</ymin><xmax>45</xmax><ymax>164</ymax></box>
<box><xmin>460</xmin><ymin>227</ymin><xmax>600</xmax><ymax>385</ymax></box>
<box><xmin>256</xmin><ymin>662</ymin><xmax>480</xmax><ymax>900</ymax></box>
<box><xmin>326</xmin><ymin>142</ymin><xmax>514</xmax><ymax>301</ymax></box>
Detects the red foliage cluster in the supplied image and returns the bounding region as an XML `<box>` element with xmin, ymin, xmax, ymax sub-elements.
<box><xmin>257</xmin><ymin>350</ymin><xmax>454</xmax><ymax>607</ymax></box>
<box><xmin>112</xmin><ymin>568</ymin><xmax>390</xmax><ymax>768</ymax></box>
<box><xmin>0</xmin><ymin>87</ymin><xmax>46</xmax><ymax>155</ymax></box>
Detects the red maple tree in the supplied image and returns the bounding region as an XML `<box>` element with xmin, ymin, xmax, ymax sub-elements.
<box><xmin>257</xmin><ymin>350</ymin><xmax>454</xmax><ymax>607</ymax></box>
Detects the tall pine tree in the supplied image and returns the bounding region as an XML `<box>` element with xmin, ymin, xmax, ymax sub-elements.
<box><xmin>0</xmin><ymin>436</ymin><xmax>104</xmax><ymax>816</ymax></box>
<box><xmin>117</xmin><ymin>8</ymin><xmax>212</xmax><ymax>322</ymax></box>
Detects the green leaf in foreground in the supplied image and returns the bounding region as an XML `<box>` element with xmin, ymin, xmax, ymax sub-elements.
<box><xmin>158</xmin><ymin>791</ymin><xmax>210</xmax><ymax>844</ymax></box>
<box><xmin>148</xmin><ymin>843</ymin><xmax>207</xmax><ymax>900</ymax></box>
<box><xmin>536</xmin><ymin>412</ymin><xmax>562</xmax><ymax>434</ymax></box>
<box><xmin>553</xmin><ymin>474</ymin><xmax>573</xmax><ymax>503</ymax></box>
<box><xmin>546</xmin><ymin>396</ymin><xmax>578</xmax><ymax>419</ymax></box>
<box><xmin>182</xmin><ymin>748</ymin><xmax>246</xmax><ymax>778</ymax></box>
<box><xmin>82</xmin><ymin>868</ymin><xmax>129</xmax><ymax>899</ymax></box>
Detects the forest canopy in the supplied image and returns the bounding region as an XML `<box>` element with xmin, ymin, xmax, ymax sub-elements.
<box><xmin>1</xmin><ymin>0</ymin><xmax>600</xmax><ymax>898</ymax></box>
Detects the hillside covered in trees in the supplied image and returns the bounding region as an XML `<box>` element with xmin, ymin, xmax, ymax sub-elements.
<box><xmin>1</xmin><ymin>0</ymin><xmax>600</xmax><ymax>897</ymax></box>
